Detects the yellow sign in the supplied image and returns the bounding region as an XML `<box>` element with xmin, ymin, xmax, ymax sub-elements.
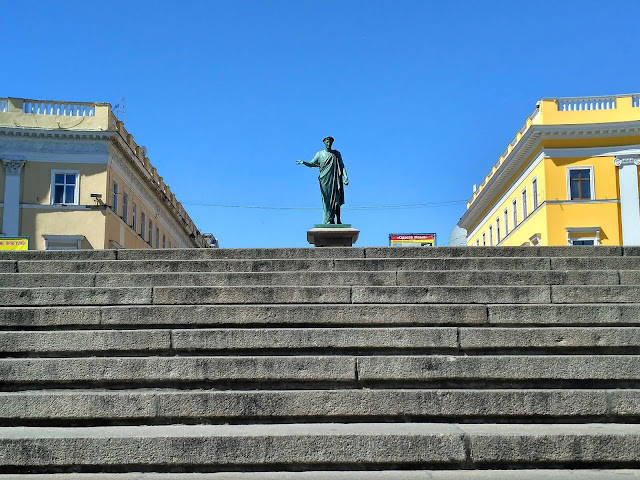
<box><xmin>0</xmin><ymin>237</ymin><xmax>29</xmax><ymax>250</ymax></box>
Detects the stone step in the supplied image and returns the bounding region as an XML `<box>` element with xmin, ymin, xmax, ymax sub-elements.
<box><xmin>0</xmin><ymin>270</ymin><xmax>626</xmax><ymax>288</ymax></box>
<box><xmin>2</xmin><ymin>304</ymin><xmax>640</xmax><ymax>328</ymax></box>
<box><xmin>0</xmin><ymin>245</ymin><xmax>629</xmax><ymax>262</ymax></box>
<box><xmin>16</xmin><ymin>257</ymin><xmax>558</xmax><ymax>273</ymax></box>
<box><xmin>1</xmin><ymin>355</ymin><xmax>639</xmax><ymax>387</ymax></box>
<box><xmin>2</xmin><ymin>327</ymin><xmax>640</xmax><ymax>356</ymax></box>
<box><xmin>0</xmin><ymin>470</ymin><xmax>638</xmax><ymax>479</ymax></box>
<box><xmin>3</xmin><ymin>285</ymin><xmax>640</xmax><ymax>306</ymax></box>
<box><xmin>0</xmin><ymin>423</ymin><xmax>638</xmax><ymax>471</ymax></box>
<box><xmin>1</xmin><ymin>389</ymin><xmax>637</xmax><ymax>424</ymax></box>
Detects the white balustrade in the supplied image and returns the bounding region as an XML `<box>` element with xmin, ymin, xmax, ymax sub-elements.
<box><xmin>22</xmin><ymin>100</ymin><xmax>95</xmax><ymax>116</ymax></box>
<box><xmin>0</xmin><ymin>98</ymin><xmax>8</xmax><ymax>113</ymax></box>
<box><xmin>632</xmin><ymin>95</ymin><xmax>640</xmax><ymax>108</ymax></box>
<box><xmin>557</xmin><ymin>97</ymin><xmax>617</xmax><ymax>111</ymax></box>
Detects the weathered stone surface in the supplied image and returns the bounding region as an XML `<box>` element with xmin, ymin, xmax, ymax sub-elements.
<box><xmin>0</xmin><ymin>389</ymin><xmax>609</xmax><ymax>421</ymax></box>
<box><xmin>116</xmin><ymin>247</ymin><xmax>366</xmax><ymax>260</ymax></box>
<box><xmin>0</xmin><ymin>356</ymin><xmax>355</xmax><ymax>383</ymax></box>
<box><xmin>487</xmin><ymin>304</ymin><xmax>634</xmax><ymax>325</ymax></box>
<box><xmin>357</xmin><ymin>355</ymin><xmax>640</xmax><ymax>381</ymax></box>
<box><xmin>552</xmin><ymin>285</ymin><xmax>640</xmax><ymax>303</ymax></box>
<box><xmin>460</xmin><ymin>327</ymin><xmax>640</xmax><ymax>350</ymax></box>
<box><xmin>551</xmin><ymin>257</ymin><xmax>640</xmax><ymax>270</ymax></box>
<box><xmin>0</xmin><ymin>307</ymin><xmax>101</xmax><ymax>327</ymax></box>
<box><xmin>171</xmin><ymin>327</ymin><xmax>457</xmax><ymax>351</ymax></box>
<box><xmin>0</xmin><ymin>390</ymin><xmax>156</xmax><ymax>419</ymax></box>
<box><xmin>0</xmin><ymin>273</ymin><xmax>95</xmax><ymax>288</ymax></box>
<box><xmin>0</xmin><ymin>250</ymin><xmax>116</xmax><ymax>261</ymax></box>
<box><xmin>1</xmin><ymin>470</ymin><xmax>638</xmax><ymax>479</ymax></box>
<box><xmin>155</xmin><ymin>389</ymin><xmax>607</xmax><ymax>420</ymax></box>
<box><xmin>397</xmin><ymin>270</ymin><xmax>619</xmax><ymax>286</ymax></box>
<box><xmin>365</xmin><ymin>246</ymin><xmax>622</xmax><ymax>258</ymax></box>
<box><xmin>463</xmin><ymin>423</ymin><xmax>640</xmax><ymax>463</ymax></box>
<box><xmin>100</xmin><ymin>304</ymin><xmax>487</xmax><ymax>326</ymax></box>
<box><xmin>95</xmin><ymin>271</ymin><xmax>396</xmax><ymax>287</ymax></box>
<box><xmin>0</xmin><ymin>330</ymin><xmax>170</xmax><ymax>354</ymax></box>
<box><xmin>0</xmin><ymin>470</ymin><xmax>638</xmax><ymax>479</ymax></box>
<box><xmin>609</xmin><ymin>390</ymin><xmax>640</xmax><ymax>416</ymax></box>
<box><xmin>0</xmin><ymin>261</ymin><xmax>17</xmax><ymax>273</ymax></box>
<box><xmin>0</xmin><ymin>423</ymin><xmax>466</xmax><ymax>466</ymax></box>
<box><xmin>18</xmin><ymin>259</ymin><xmax>336</xmax><ymax>274</ymax></box>
<box><xmin>352</xmin><ymin>286</ymin><xmax>550</xmax><ymax>304</ymax></box>
<box><xmin>0</xmin><ymin>287</ymin><xmax>152</xmax><ymax>306</ymax></box>
<box><xmin>619</xmin><ymin>270</ymin><xmax>640</xmax><ymax>285</ymax></box>
<box><xmin>336</xmin><ymin>257</ymin><xmax>551</xmax><ymax>272</ymax></box>
<box><xmin>153</xmin><ymin>286</ymin><xmax>352</xmax><ymax>305</ymax></box>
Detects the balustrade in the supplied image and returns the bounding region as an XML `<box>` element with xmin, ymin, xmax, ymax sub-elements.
<box><xmin>633</xmin><ymin>95</ymin><xmax>640</xmax><ymax>108</ymax></box>
<box><xmin>22</xmin><ymin>100</ymin><xmax>96</xmax><ymax>116</ymax></box>
<box><xmin>557</xmin><ymin>97</ymin><xmax>617</xmax><ymax>111</ymax></box>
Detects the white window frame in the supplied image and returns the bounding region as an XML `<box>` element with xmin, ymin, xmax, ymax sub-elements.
<box><xmin>132</xmin><ymin>202</ymin><xmax>137</xmax><ymax>231</ymax></box>
<box><xmin>496</xmin><ymin>217</ymin><xmax>501</xmax><ymax>243</ymax></box>
<box><xmin>566</xmin><ymin>227</ymin><xmax>600</xmax><ymax>246</ymax></box>
<box><xmin>43</xmin><ymin>234</ymin><xmax>83</xmax><ymax>250</ymax></box>
<box><xmin>482</xmin><ymin>232</ymin><xmax>486</xmax><ymax>246</ymax></box>
<box><xmin>140</xmin><ymin>212</ymin><xmax>146</xmax><ymax>240</ymax></box>
<box><xmin>476</xmin><ymin>239</ymin><xmax>480</xmax><ymax>247</ymax></box>
<box><xmin>566</xmin><ymin>166</ymin><xmax>595</xmax><ymax>201</ymax></box>
<box><xmin>503</xmin><ymin>208</ymin><xmax>509</xmax><ymax>236</ymax></box>
<box><xmin>50</xmin><ymin>170</ymin><xmax>80</xmax><ymax>205</ymax></box>
<box><xmin>521</xmin><ymin>188</ymin><xmax>528</xmax><ymax>219</ymax></box>
<box><xmin>155</xmin><ymin>227</ymin><xmax>160</xmax><ymax>248</ymax></box>
<box><xmin>122</xmin><ymin>192</ymin><xmax>129</xmax><ymax>223</ymax></box>
<box><xmin>162</xmin><ymin>234</ymin><xmax>166</xmax><ymax>249</ymax></box>
<box><xmin>531</xmin><ymin>177</ymin><xmax>539</xmax><ymax>210</ymax></box>
<box><xmin>488</xmin><ymin>225</ymin><xmax>493</xmax><ymax>246</ymax></box>
<box><xmin>512</xmin><ymin>199</ymin><xmax>518</xmax><ymax>226</ymax></box>
<box><xmin>112</xmin><ymin>181</ymin><xmax>119</xmax><ymax>215</ymax></box>
<box><xmin>148</xmin><ymin>219</ymin><xmax>153</xmax><ymax>246</ymax></box>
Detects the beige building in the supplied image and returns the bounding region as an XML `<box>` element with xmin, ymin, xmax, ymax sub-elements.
<box><xmin>0</xmin><ymin>97</ymin><xmax>213</xmax><ymax>250</ymax></box>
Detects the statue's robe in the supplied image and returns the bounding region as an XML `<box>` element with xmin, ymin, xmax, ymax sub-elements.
<box><xmin>306</xmin><ymin>149</ymin><xmax>347</xmax><ymax>224</ymax></box>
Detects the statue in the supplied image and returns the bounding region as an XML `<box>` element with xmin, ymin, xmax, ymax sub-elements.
<box><xmin>297</xmin><ymin>136</ymin><xmax>349</xmax><ymax>224</ymax></box>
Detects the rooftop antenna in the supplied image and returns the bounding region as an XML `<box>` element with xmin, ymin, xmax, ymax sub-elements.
<box><xmin>113</xmin><ymin>97</ymin><xmax>126</xmax><ymax>122</ymax></box>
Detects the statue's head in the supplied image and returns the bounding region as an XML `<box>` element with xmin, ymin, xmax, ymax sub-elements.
<box><xmin>323</xmin><ymin>136</ymin><xmax>334</xmax><ymax>149</ymax></box>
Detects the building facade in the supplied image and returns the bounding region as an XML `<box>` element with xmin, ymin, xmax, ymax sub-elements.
<box><xmin>0</xmin><ymin>97</ymin><xmax>212</xmax><ymax>250</ymax></box>
<box><xmin>458</xmin><ymin>93</ymin><xmax>640</xmax><ymax>246</ymax></box>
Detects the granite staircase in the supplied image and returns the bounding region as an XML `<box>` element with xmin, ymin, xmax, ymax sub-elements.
<box><xmin>0</xmin><ymin>246</ymin><xmax>639</xmax><ymax>479</ymax></box>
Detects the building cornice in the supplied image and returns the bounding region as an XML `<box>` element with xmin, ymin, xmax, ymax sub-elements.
<box><xmin>0</xmin><ymin>126</ymin><xmax>111</xmax><ymax>141</ymax></box>
<box><xmin>459</xmin><ymin>120</ymin><xmax>640</xmax><ymax>231</ymax></box>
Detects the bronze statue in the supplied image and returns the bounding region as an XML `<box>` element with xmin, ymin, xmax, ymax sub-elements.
<box><xmin>297</xmin><ymin>136</ymin><xmax>349</xmax><ymax>224</ymax></box>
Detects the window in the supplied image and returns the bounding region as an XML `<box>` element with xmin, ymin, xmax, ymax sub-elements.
<box><xmin>51</xmin><ymin>170</ymin><xmax>79</xmax><ymax>205</ymax></box>
<box><xmin>140</xmin><ymin>212</ymin><xmax>146</xmax><ymax>239</ymax></box>
<box><xmin>112</xmin><ymin>182</ymin><xmax>119</xmax><ymax>215</ymax></box>
<box><xmin>122</xmin><ymin>193</ymin><xmax>129</xmax><ymax>223</ymax></box>
<box><xmin>155</xmin><ymin>227</ymin><xmax>160</xmax><ymax>248</ymax></box>
<box><xmin>132</xmin><ymin>203</ymin><xmax>137</xmax><ymax>231</ymax></box>
<box><xmin>512</xmin><ymin>199</ymin><xmax>518</xmax><ymax>226</ymax></box>
<box><xmin>476</xmin><ymin>239</ymin><xmax>480</xmax><ymax>247</ymax></box>
<box><xmin>148</xmin><ymin>220</ymin><xmax>153</xmax><ymax>246</ymax></box>
<box><xmin>168</xmin><ymin>241</ymin><xmax>172</xmax><ymax>248</ymax></box>
<box><xmin>566</xmin><ymin>227</ymin><xmax>600</xmax><ymax>246</ymax></box>
<box><xmin>162</xmin><ymin>234</ymin><xmax>166</xmax><ymax>249</ymax></box>
<box><xmin>496</xmin><ymin>218</ymin><xmax>501</xmax><ymax>243</ymax></box>
<box><xmin>568</xmin><ymin>168</ymin><xmax>593</xmax><ymax>200</ymax></box>
<box><xmin>521</xmin><ymin>188</ymin><xmax>528</xmax><ymax>219</ymax></box>
<box><xmin>482</xmin><ymin>232</ymin><xmax>486</xmax><ymax>246</ymax></box>
<box><xmin>572</xmin><ymin>239</ymin><xmax>595</xmax><ymax>246</ymax></box>
<box><xmin>504</xmin><ymin>209</ymin><xmax>509</xmax><ymax>236</ymax></box>
<box><xmin>532</xmin><ymin>178</ymin><xmax>539</xmax><ymax>209</ymax></box>
<box><xmin>488</xmin><ymin>225</ymin><xmax>493</xmax><ymax>246</ymax></box>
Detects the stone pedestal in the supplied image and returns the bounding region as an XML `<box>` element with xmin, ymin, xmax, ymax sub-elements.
<box><xmin>307</xmin><ymin>224</ymin><xmax>360</xmax><ymax>247</ymax></box>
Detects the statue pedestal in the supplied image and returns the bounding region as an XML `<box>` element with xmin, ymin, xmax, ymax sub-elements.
<box><xmin>307</xmin><ymin>224</ymin><xmax>360</xmax><ymax>247</ymax></box>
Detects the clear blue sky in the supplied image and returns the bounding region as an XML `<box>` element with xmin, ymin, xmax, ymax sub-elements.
<box><xmin>5</xmin><ymin>1</ymin><xmax>640</xmax><ymax>247</ymax></box>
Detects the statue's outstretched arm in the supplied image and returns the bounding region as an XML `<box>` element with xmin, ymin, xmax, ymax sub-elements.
<box><xmin>296</xmin><ymin>153</ymin><xmax>320</xmax><ymax>168</ymax></box>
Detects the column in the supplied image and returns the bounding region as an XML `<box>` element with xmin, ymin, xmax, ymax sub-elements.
<box><xmin>2</xmin><ymin>160</ymin><xmax>25</xmax><ymax>236</ymax></box>
<box><xmin>614</xmin><ymin>156</ymin><xmax>640</xmax><ymax>245</ymax></box>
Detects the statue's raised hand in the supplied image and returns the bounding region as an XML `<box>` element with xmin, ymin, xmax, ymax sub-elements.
<box><xmin>296</xmin><ymin>160</ymin><xmax>303</xmax><ymax>165</ymax></box>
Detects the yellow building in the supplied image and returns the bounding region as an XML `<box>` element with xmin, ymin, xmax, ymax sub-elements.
<box><xmin>458</xmin><ymin>93</ymin><xmax>640</xmax><ymax>246</ymax></box>
<box><xmin>0</xmin><ymin>97</ymin><xmax>212</xmax><ymax>250</ymax></box>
